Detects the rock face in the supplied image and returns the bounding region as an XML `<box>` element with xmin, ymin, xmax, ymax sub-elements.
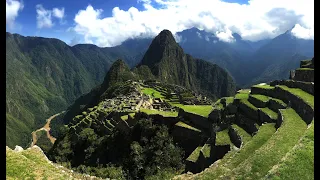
<box><xmin>291</xmin><ymin>69</ymin><xmax>314</xmax><ymax>82</ymax></box>
<box><xmin>138</xmin><ymin>29</ymin><xmax>236</xmax><ymax>99</ymax></box>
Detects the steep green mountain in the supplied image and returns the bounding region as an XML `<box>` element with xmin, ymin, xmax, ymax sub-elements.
<box><xmin>6</xmin><ymin>32</ymin><xmax>145</xmax><ymax>148</ymax></box>
<box><xmin>138</xmin><ymin>29</ymin><xmax>236</xmax><ymax>99</ymax></box>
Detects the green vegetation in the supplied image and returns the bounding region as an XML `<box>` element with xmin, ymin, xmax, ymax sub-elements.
<box><xmin>231</xmin><ymin>125</ymin><xmax>252</xmax><ymax>144</ymax></box>
<box><xmin>240</xmin><ymin>99</ymin><xmax>258</xmax><ymax>111</ymax></box>
<box><xmin>235</xmin><ymin>93</ymin><xmax>249</xmax><ymax>100</ymax></box>
<box><xmin>237</xmin><ymin>89</ymin><xmax>251</xmax><ymax>94</ymax></box>
<box><xmin>179</xmin><ymin>105</ymin><xmax>212</xmax><ymax>117</ymax></box>
<box><xmin>49</xmin><ymin>119</ymin><xmax>185</xmax><ymax>179</ymax></box>
<box><xmin>215</xmin><ymin>129</ymin><xmax>232</xmax><ymax>146</ymax></box>
<box><xmin>141</xmin><ymin>88</ymin><xmax>164</xmax><ymax>98</ymax></box>
<box><xmin>197</xmin><ymin>123</ymin><xmax>276</xmax><ymax>179</ymax></box>
<box><xmin>270</xmin><ymin>97</ymin><xmax>286</xmax><ymax>107</ymax></box>
<box><xmin>140</xmin><ymin>108</ymin><xmax>178</xmax><ymax>117</ymax></box>
<box><xmin>187</xmin><ymin>147</ymin><xmax>202</xmax><ymax>162</ymax></box>
<box><xmin>229</xmin><ymin>108</ymin><xmax>307</xmax><ymax>179</ymax></box>
<box><xmin>265</xmin><ymin>121</ymin><xmax>314</xmax><ymax>179</ymax></box>
<box><xmin>201</xmin><ymin>144</ymin><xmax>212</xmax><ymax>158</ymax></box>
<box><xmin>260</xmin><ymin>108</ymin><xmax>278</xmax><ymax>120</ymax></box>
<box><xmin>175</xmin><ymin>122</ymin><xmax>201</xmax><ymax>132</ymax></box>
<box><xmin>6</xmin><ymin>146</ymin><xmax>101</xmax><ymax>179</ymax></box>
<box><xmin>252</xmin><ymin>84</ymin><xmax>275</xmax><ymax>89</ymax></box>
<box><xmin>278</xmin><ymin>85</ymin><xmax>314</xmax><ymax>109</ymax></box>
<box><xmin>296</xmin><ymin>68</ymin><xmax>313</xmax><ymax>70</ymax></box>
<box><xmin>250</xmin><ymin>94</ymin><xmax>269</xmax><ymax>102</ymax></box>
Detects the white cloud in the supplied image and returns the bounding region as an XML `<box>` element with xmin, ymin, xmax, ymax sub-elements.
<box><xmin>291</xmin><ymin>24</ymin><xmax>314</xmax><ymax>40</ymax></box>
<box><xmin>36</xmin><ymin>4</ymin><xmax>54</xmax><ymax>28</ymax></box>
<box><xmin>72</xmin><ymin>0</ymin><xmax>314</xmax><ymax>47</ymax></box>
<box><xmin>36</xmin><ymin>5</ymin><xmax>66</xmax><ymax>29</ymax></box>
<box><xmin>6</xmin><ymin>0</ymin><xmax>24</xmax><ymax>29</ymax></box>
<box><xmin>53</xmin><ymin>8</ymin><xmax>65</xmax><ymax>19</ymax></box>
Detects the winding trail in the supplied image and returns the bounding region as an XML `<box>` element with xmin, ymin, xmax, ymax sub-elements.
<box><xmin>31</xmin><ymin>111</ymin><xmax>65</xmax><ymax>147</ymax></box>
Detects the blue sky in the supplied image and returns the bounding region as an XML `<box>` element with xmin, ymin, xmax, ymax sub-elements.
<box><xmin>6</xmin><ymin>0</ymin><xmax>313</xmax><ymax>47</ymax></box>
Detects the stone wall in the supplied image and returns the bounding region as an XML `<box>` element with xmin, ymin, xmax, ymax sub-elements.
<box><xmin>272</xmin><ymin>87</ymin><xmax>314</xmax><ymax>124</ymax></box>
<box><xmin>179</xmin><ymin>109</ymin><xmax>212</xmax><ymax>132</ymax></box>
<box><xmin>248</xmin><ymin>95</ymin><xmax>268</xmax><ymax>108</ymax></box>
<box><xmin>268</xmin><ymin>99</ymin><xmax>287</xmax><ymax>112</ymax></box>
<box><xmin>235</xmin><ymin>113</ymin><xmax>258</xmax><ymax>135</ymax></box>
<box><xmin>259</xmin><ymin>109</ymin><xmax>275</xmax><ymax>124</ymax></box>
<box><xmin>251</xmin><ymin>87</ymin><xmax>275</xmax><ymax>97</ymax></box>
<box><xmin>293</xmin><ymin>69</ymin><xmax>314</xmax><ymax>82</ymax></box>
<box><xmin>270</xmin><ymin>80</ymin><xmax>314</xmax><ymax>95</ymax></box>
<box><xmin>238</xmin><ymin>102</ymin><xmax>259</xmax><ymax>121</ymax></box>
<box><xmin>228</xmin><ymin>127</ymin><xmax>242</xmax><ymax>148</ymax></box>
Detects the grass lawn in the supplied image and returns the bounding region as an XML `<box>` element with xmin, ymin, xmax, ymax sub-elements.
<box><xmin>240</xmin><ymin>99</ymin><xmax>258</xmax><ymax>111</ymax></box>
<box><xmin>201</xmin><ymin>144</ymin><xmax>212</xmax><ymax>158</ymax></box>
<box><xmin>140</xmin><ymin>108</ymin><xmax>178</xmax><ymax>117</ymax></box>
<box><xmin>175</xmin><ymin>121</ymin><xmax>201</xmax><ymax>132</ymax></box>
<box><xmin>6</xmin><ymin>146</ymin><xmax>99</xmax><ymax>179</ymax></box>
<box><xmin>260</xmin><ymin>108</ymin><xmax>278</xmax><ymax>120</ymax></box>
<box><xmin>296</xmin><ymin>68</ymin><xmax>313</xmax><ymax>70</ymax></box>
<box><xmin>235</xmin><ymin>93</ymin><xmax>249</xmax><ymax>100</ymax></box>
<box><xmin>250</xmin><ymin>94</ymin><xmax>269</xmax><ymax>102</ymax></box>
<box><xmin>141</xmin><ymin>87</ymin><xmax>164</xmax><ymax>98</ymax></box>
<box><xmin>252</xmin><ymin>84</ymin><xmax>275</xmax><ymax>90</ymax></box>
<box><xmin>228</xmin><ymin>108</ymin><xmax>307</xmax><ymax>179</ymax></box>
<box><xmin>278</xmin><ymin>85</ymin><xmax>314</xmax><ymax>109</ymax></box>
<box><xmin>265</xmin><ymin>120</ymin><xmax>314</xmax><ymax>179</ymax></box>
<box><xmin>178</xmin><ymin>105</ymin><xmax>213</xmax><ymax>118</ymax></box>
<box><xmin>196</xmin><ymin>123</ymin><xmax>276</xmax><ymax>180</ymax></box>
<box><xmin>215</xmin><ymin>129</ymin><xmax>232</xmax><ymax>146</ymax></box>
<box><xmin>187</xmin><ymin>146</ymin><xmax>202</xmax><ymax>162</ymax></box>
<box><xmin>231</xmin><ymin>125</ymin><xmax>252</xmax><ymax>144</ymax></box>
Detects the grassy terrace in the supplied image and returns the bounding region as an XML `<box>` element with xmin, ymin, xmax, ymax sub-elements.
<box><xmin>175</xmin><ymin>121</ymin><xmax>201</xmax><ymax>132</ymax></box>
<box><xmin>215</xmin><ymin>129</ymin><xmax>232</xmax><ymax>146</ymax></box>
<box><xmin>296</xmin><ymin>68</ymin><xmax>313</xmax><ymax>70</ymax></box>
<box><xmin>120</xmin><ymin>113</ymin><xmax>135</xmax><ymax>121</ymax></box>
<box><xmin>270</xmin><ymin>97</ymin><xmax>287</xmax><ymax>107</ymax></box>
<box><xmin>178</xmin><ymin>105</ymin><xmax>212</xmax><ymax>118</ymax></box>
<box><xmin>141</xmin><ymin>87</ymin><xmax>164</xmax><ymax>98</ymax></box>
<box><xmin>260</xmin><ymin>108</ymin><xmax>278</xmax><ymax>120</ymax></box>
<box><xmin>201</xmin><ymin>144</ymin><xmax>212</xmax><ymax>158</ymax></box>
<box><xmin>187</xmin><ymin>146</ymin><xmax>202</xmax><ymax>162</ymax></box>
<box><xmin>237</xmin><ymin>89</ymin><xmax>251</xmax><ymax>94</ymax></box>
<box><xmin>214</xmin><ymin>97</ymin><xmax>234</xmax><ymax>109</ymax></box>
<box><xmin>278</xmin><ymin>85</ymin><xmax>314</xmax><ymax>109</ymax></box>
<box><xmin>252</xmin><ymin>84</ymin><xmax>275</xmax><ymax>89</ymax></box>
<box><xmin>196</xmin><ymin>123</ymin><xmax>276</xmax><ymax>180</ymax></box>
<box><xmin>250</xmin><ymin>94</ymin><xmax>269</xmax><ymax>102</ymax></box>
<box><xmin>265</xmin><ymin>121</ymin><xmax>314</xmax><ymax>179</ymax></box>
<box><xmin>231</xmin><ymin>125</ymin><xmax>252</xmax><ymax>144</ymax></box>
<box><xmin>140</xmin><ymin>108</ymin><xmax>178</xmax><ymax>117</ymax></box>
<box><xmin>240</xmin><ymin>99</ymin><xmax>258</xmax><ymax>111</ymax></box>
<box><xmin>234</xmin><ymin>92</ymin><xmax>249</xmax><ymax>100</ymax></box>
<box><xmin>228</xmin><ymin>108</ymin><xmax>307</xmax><ymax>179</ymax></box>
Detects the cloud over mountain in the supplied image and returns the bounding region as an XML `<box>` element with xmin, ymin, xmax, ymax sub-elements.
<box><xmin>6</xmin><ymin>0</ymin><xmax>24</xmax><ymax>29</ymax></box>
<box><xmin>71</xmin><ymin>0</ymin><xmax>313</xmax><ymax>47</ymax></box>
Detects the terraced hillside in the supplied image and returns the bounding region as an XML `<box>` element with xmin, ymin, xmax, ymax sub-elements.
<box><xmin>174</xmin><ymin>58</ymin><xmax>314</xmax><ymax>179</ymax></box>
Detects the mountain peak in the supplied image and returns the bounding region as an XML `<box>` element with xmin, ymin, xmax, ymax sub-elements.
<box><xmin>139</xmin><ymin>29</ymin><xmax>182</xmax><ymax>68</ymax></box>
<box><xmin>157</xmin><ymin>29</ymin><xmax>177</xmax><ymax>46</ymax></box>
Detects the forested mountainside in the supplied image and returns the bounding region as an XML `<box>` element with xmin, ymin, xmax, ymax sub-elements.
<box><xmin>6</xmin><ymin>32</ymin><xmax>148</xmax><ymax>148</ymax></box>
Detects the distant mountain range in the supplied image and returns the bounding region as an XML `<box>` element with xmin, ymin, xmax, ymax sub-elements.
<box><xmin>6</xmin><ymin>26</ymin><xmax>313</xmax><ymax>148</ymax></box>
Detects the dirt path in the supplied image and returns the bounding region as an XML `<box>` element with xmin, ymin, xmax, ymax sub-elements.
<box><xmin>31</xmin><ymin>111</ymin><xmax>65</xmax><ymax>147</ymax></box>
